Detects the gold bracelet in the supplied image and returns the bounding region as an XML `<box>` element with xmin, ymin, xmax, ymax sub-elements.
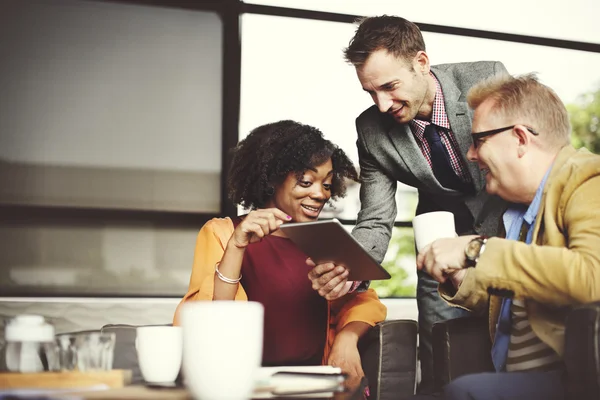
<box><xmin>215</xmin><ymin>262</ymin><xmax>242</xmax><ymax>284</ymax></box>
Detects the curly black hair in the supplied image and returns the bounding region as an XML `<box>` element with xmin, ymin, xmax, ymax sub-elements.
<box><xmin>228</xmin><ymin>120</ymin><xmax>359</xmax><ymax>210</ymax></box>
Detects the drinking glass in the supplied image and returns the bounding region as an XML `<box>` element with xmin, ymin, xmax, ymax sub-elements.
<box><xmin>75</xmin><ymin>332</ymin><xmax>116</xmax><ymax>371</ymax></box>
<box><xmin>45</xmin><ymin>334</ymin><xmax>77</xmax><ymax>371</ymax></box>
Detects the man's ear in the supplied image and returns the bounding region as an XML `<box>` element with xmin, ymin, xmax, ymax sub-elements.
<box><xmin>514</xmin><ymin>125</ymin><xmax>531</xmax><ymax>157</ymax></box>
<box><xmin>413</xmin><ymin>51</ymin><xmax>430</xmax><ymax>75</ymax></box>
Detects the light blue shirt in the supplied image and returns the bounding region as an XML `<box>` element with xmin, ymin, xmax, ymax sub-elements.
<box><xmin>490</xmin><ymin>167</ymin><xmax>552</xmax><ymax>372</ymax></box>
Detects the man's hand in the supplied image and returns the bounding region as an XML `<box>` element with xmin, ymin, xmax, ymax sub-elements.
<box><xmin>416</xmin><ymin>235</ymin><xmax>477</xmax><ymax>284</ymax></box>
<box><xmin>307</xmin><ymin>258</ymin><xmax>352</xmax><ymax>300</ymax></box>
<box><xmin>327</xmin><ymin>323</ymin><xmax>366</xmax><ymax>384</ymax></box>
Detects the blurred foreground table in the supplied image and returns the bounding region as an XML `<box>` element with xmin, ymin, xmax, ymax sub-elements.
<box><xmin>75</xmin><ymin>376</ymin><xmax>367</xmax><ymax>400</ymax></box>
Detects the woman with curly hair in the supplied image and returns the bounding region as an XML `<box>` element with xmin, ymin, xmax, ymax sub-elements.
<box><xmin>174</xmin><ymin>120</ymin><xmax>386</xmax><ymax>381</ymax></box>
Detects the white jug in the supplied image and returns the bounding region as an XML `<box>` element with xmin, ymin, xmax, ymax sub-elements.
<box><xmin>5</xmin><ymin>315</ymin><xmax>54</xmax><ymax>373</ymax></box>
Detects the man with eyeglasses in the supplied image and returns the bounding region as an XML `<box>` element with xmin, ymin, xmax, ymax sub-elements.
<box><xmin>415</xmin><ymin>73</ymin><xmax>600</xmax><ymax>399</ymax></box>
<box><xmin>308</xmin><ymin>15</ymin><xmax>510</xmax><ymax>393</ymax></box>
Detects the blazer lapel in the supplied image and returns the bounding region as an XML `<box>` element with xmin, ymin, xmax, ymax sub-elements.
<box><xmin>432</xmin><ymin>67</ymin><xmax>484</xmax><ymax>193</ymax></box>
<box><xmin>387</xmin><ymin>121</ymin><xmax>446</xmax><ymax>191</ymax></box>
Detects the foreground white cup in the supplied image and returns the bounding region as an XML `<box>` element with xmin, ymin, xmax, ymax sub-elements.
<box><xmin>136</xmin><ymin>326</ymin><xmax>182</xmax><ymax>383</ymax></box>
<box><xmin>412</xmin><ymin>211</ymin><xmax>456</xmax><ymax>252</ymax></box>
<box><xmin>180</xmin><ymin>301</ymin><xmax>264</xmax><ymax>400</ymax></box>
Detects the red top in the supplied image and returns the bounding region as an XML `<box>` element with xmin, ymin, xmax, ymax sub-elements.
<box><xmin>235</xmin><ymin>218</ymin><xmax>328</xmax><ymax>366</ymax></box>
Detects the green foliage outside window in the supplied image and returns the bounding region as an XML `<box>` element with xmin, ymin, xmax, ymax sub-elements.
<box><xmin>371</xmin><ymin>227</ymin><xmax>417</xmax><ymax>298</ymax></box>
<box><xmin>568</xmin><ymin>85</ymin><xmax>600</xmax><ymax>154</ymax></box>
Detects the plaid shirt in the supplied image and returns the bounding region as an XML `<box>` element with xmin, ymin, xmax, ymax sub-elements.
<box><xmin>409</xmin><ymin>74</ymin><xmax>471</xmax><ymax>183</ymax></box>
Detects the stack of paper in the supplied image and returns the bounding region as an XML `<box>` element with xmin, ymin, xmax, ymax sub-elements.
<box><xmin>254</xmin><ymin>366</ymin><xmax>345</xmax><ymax>398</ymax></box>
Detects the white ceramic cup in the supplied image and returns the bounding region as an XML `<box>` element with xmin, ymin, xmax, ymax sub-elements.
<box><xmin>412</xmin><ymin>211</ymin><xmax>456</xmax><ymax>252</ymax></box>
<box><xmin>180</xmin><ymin>301</ymin><xmax>264</xmax><ymax>400</ymax></box>
<box><xmin>136</xmin><ymin>326</ymin><xmax>182</xmax><ymax>383</ymax></box>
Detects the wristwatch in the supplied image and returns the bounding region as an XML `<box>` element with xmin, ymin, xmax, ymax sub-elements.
<box><xmin>464</xmin><ymin>236</ymin><xmax>488</xmax><ymax>268</ymax></box>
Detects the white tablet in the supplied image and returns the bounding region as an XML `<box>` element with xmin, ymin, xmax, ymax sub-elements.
<box><xmin>279</xmin><ymin>218</ymin><xmax>391</xmax><ymax>281</ymax></box>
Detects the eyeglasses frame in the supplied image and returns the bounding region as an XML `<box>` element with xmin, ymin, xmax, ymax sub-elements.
<box><xmin>471</xmin><ymin>125</ymin><xmax>538</xmax><ymax>148</ymax></box>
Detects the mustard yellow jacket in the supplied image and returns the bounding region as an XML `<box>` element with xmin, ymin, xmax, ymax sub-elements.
<box><xmin>440</xmin><ymin>145</ymin><xmax>600</xmax><ymax>358</ymax></box>
<box><xmin>173</xmin><ymin>217</ymin><xmax>387</xmax><ymax>364</ymax></box>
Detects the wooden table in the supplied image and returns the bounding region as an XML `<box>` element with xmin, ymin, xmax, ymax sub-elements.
<box><xmin>74</xmin><ymin>385</ymin><xmax>191</xmax><ymax>400</ymax></box>
<box><xmin>0</xmin><ymin>370</ymin><xmax>131</xmax><ymax>390</ymax></box>
<box><xmin>74</xmin><ymin>377</ymin><xmax>367</xmax><ymax>400</ymax></box>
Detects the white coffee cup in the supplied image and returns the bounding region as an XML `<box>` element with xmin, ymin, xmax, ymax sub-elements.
<box><xmin>412</xmin><ymin>211</ymin><xmax>456</xmax><ymax>252</ymax></box>
<box><xmin>136</xmin><ymin>326</ymin><xmax>182</xmax><ymax>383</ymax></box>
<box><xmin>180</xmin><ymin>301</ymin><xmax>264</xmax><ymax>400</ymax></box>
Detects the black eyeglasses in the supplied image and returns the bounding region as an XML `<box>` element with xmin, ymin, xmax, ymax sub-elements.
<box><xmin>471</xmin><ymin>125</ymin><xmax>538</xmax><ymax>148</ymax></box>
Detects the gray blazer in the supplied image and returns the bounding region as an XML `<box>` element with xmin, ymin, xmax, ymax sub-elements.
<box><xmin>352</xmin><ymin>61</ymin><xmax>509</xmax><ymax>263</ymax></box>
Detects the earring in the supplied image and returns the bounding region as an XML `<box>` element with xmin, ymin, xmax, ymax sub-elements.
<box><xmin>266</xmin><ymin>186</ymin><xmax>275</xmax><ymax>196</ymax></box>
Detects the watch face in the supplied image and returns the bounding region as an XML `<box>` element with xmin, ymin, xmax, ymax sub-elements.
<box><xmin>466</xmin><ymin>239</ymin><xmax>482</xmax><ymax>259</ymax></box>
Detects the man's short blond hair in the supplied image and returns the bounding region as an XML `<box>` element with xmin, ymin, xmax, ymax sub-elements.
<box><xmin>467</xmin><ymin>73</ymin><xmax>571</xmax><ymax>149</ymax></box>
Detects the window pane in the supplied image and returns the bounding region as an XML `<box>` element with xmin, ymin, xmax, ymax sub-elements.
<box><xmin>243</xmin><ymin>0</ymin><xmax>600</xmax><ymax>43</ymax></box>
<box><xmin>370</xmin><ymin>227</ymin><xmax>417</xmax><ymax>298</ymax></box>
<box><xmin>240</xmin><ymin>15</ymin><xmax>366</xmax><ymax>160</ymax></box>
<box><xmin>422</xmin><ymin>32</ymin><xmax>600</xmax><ymax>105</ymax></box>
<box><xmin>0</xmin><ymin>0</ymin><xmax>223</xmax><ymax>213</ymax></box>
<box><xmin>0</xmin><ymin>214</ymin><xmax>196</xmax><ymax>296</ymax></box>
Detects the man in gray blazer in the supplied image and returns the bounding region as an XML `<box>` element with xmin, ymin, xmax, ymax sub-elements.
<box><xmin>342</xmin><ymin>15</ymin><xmax>508</xmax><ymax>392</ymax></box>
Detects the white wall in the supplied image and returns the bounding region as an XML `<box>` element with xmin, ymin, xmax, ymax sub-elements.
<box><xmin>0</xmin><ymin>297</ymin><xmax>418</xmax><ymax>335</ymax></box>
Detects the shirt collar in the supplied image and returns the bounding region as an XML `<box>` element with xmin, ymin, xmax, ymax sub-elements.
<box><xmin>430</xmin><ymin>73</ymin><xmax>450</xmax><ymax>129</ymax></box>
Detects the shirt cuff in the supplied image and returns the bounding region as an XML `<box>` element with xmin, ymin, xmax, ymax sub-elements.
<box><xmin>349</xmin><ymin>280</ymin><xmax>370</xmax><ymax>293</ymax></box>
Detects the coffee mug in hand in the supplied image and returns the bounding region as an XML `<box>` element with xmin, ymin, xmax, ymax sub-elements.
<box><xmin>136</xmin><ymin>326</ymin><xmax>182</xmax><ymax>383</ymax></box>
<box><xmin>180</xmin><ymin>301</ymin><xmax>264</xmax><ymax>400</ymax></box>
<box><xmin>412</xmin><ymin>211</ymin><xmax>456</xmax><ymax>252</ymax></box>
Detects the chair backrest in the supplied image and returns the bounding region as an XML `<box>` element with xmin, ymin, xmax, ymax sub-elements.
<box><xmin>359</xmin><ymin>319</ymin><xmax>418</xmax><ymax>400</ymax></box>
<box><xmin>432</xmin><ymin>316</ymin><xmax>494</xmax><ymax>391</ymax></box>
<box><xmin>564</xmin><ymin>302</ymin><xmax>600</xmax><ymax>400</ymax></box>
